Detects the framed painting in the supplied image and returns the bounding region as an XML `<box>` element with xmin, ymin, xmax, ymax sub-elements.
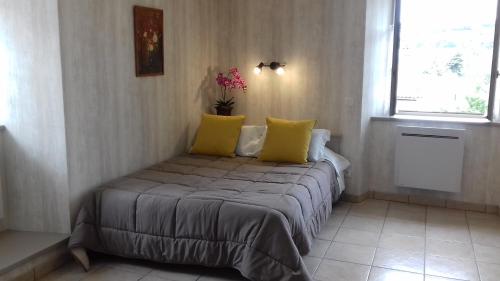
<box><xmin>133</xmin><ymin>6</ymin><xmax>164</xmax><ymax>77</ymax></box>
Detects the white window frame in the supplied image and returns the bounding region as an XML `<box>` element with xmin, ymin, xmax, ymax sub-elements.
<box><xmin>389</xmin><ymin>0</ymin><xmax>500</xmax><ymax>120</ymax></box>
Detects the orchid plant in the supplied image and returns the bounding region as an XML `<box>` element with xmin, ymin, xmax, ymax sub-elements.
<box><xmin>214</xmin><ymin>68</ymin><xmax>247</xmax><ymax>113</ymax></box>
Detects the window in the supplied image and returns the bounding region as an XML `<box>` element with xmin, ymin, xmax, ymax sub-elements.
<box><xmin>390</xmin><ymin>0</ymin><xmax>500</xmax><ymax>119</ymax></box>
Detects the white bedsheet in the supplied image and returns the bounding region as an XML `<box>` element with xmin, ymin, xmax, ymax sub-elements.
<box><xmin>322</xmin><ymin>148</ymin><xmax>350</xmax><ymax>193</ymax></box>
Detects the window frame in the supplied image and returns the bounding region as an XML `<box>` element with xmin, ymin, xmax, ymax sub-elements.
<box><xmin>389</xmin><ymin>0</ymin><xmax>500</xmax><ymax>120</ymax></box>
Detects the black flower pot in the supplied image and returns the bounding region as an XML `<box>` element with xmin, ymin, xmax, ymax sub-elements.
<box><xmin>215</xmin><ymin>105</ymin><xmax>233</xmax><ymax>116</ymax></box>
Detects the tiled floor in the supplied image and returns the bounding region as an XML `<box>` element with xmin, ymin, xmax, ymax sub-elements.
<box><xmin>40</xmin><ymin>200</ymin><xmax>500</xmax><ymax>281</ymax></box>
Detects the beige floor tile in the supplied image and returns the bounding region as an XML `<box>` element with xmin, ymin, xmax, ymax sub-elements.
<box><xmin>425</xmin><ymin>255</ymin><xmax>479</xmax><ymax>281</ymax></box>
<box><xmin>387</xmin><ymin>203</ymin><xmax>426</xmax><ymax>221</ymax></box>
<box><xmin>81</xmin><ymin>267</ymin><xmax>143</xmax><ymax>281</ymax></box>
<box><xmin>315</xmin><ymin>259</ymin><xmax>370</xmax><ymax>281</ymax></box>
<box><xmin>334</xmin><ymin>228</ymin><xmax>380</xmax><ymax>247</ymax></box>
<box><xmin>148</xmin><ymin>266</ymin><xmax>202</xmax><ymax>281</ymax></box>
<box><xmin>349</xmin><ymin>200</ymin><xmax>388</xmax><ymax>218</ymax></box>
<box><xmin>427</xmin><ymin>220</ymin><xmax>468</xmax><ymax>229</ymax></box>
<box><xmin>473</xmin><ymin>243</ymin><xmax>500</xmax><ymax>264</ymax></box>
<box><xmin>477</xmin><ymin>262</ymin><xmax>500</xmax><ymax>281</ymax></box>
<box><xmin>307</xmin><ymin>239</ymin><xmax>331</xmax><ymax>258</ymax></box>
<box><xmin>373</xmin><ymin>248</ymin><xmax>424</xmax><ymax>274</ymax></box>
<box><xmin>368</xmin><ymin>267</ymin><xmax>423</xmax><ymax>281</ymax></box>
<box><xmin>468</xmin><ymin>219</ymin><xmax>500</xmax><ymax>234</ymax></box>
<box><xmin>427</xmin><ymin>208</ymin><xmax>467</xmax><ymax>225</ymax></box>
<box><xmin>466</xmin><ymin>212</ymin><xmax>500</xmax><ymax>227</ymax></box>
<box><xmin>383</xmin><ymin>218</ymin><xmax>426</xmax><ymax>237</ymax></box>
<box><xmin>327</xmin><ymin>212</ymin><xmax>346</xmax><ymax>226</ymax></box>
<box><xmin>425</xmin><ymin>275</ymin><xmax>465</xmax><ymax>281</ymax></box>
<box><xmin>470</xmin><ymin>229</ymin><xmax>500</xmax><ymax>248</ymax></box>
<box><xmin>426</xmin><ymin>225</ymin><xmax>471</xmax><ymax>243</ymax></box>
<box><xmin>303</xmin><ymin>256</ymin><xmax>322</xmax><ymax>275</ymax></box>
<box><xmin>324</xmin><ymin>242</ymin><xmax>376</xmax><ymax>265</ymax></box>
<box><xmin>426</xmin><ymin>239</ymin><xmax>474</xmax><ymax>260</ymax></box>
<box><xmin>317</xmin><ymin>223</ymin><xmax>340</xmax><ymax>240</ymax></box>
<box><xmin>334</xmin><ymin>201</ymin><xmax>352</xmax><ymax>214</ymax></box>
<box><xmin>378</xmin><ymin>233</ymin><xmax>425</xmax><ymax>252</ymax></box>
<box><xmin>342</xmin><ymin>215</ymin><xmax>385</xmax><ymax>233</ymax></box>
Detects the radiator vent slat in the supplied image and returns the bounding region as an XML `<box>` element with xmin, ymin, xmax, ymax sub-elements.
<box><xmin>401</xmin><ymin>133</ymin><xmax>459</xmax><ymax>140</ymax></box>
<box><xmin>395</xmin><ymin>126</ymin><xmax>465</xmax><ymax>193</ymax></box>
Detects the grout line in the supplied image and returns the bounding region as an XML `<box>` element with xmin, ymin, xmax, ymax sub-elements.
<box><xmin>320</xmin><ymin>257</ymin><xmax>373</xmax><ymax>268</ymax></box>
<box><xmin>316</xmin><ymin>203</ymin><xmax>353</xmax><ymax>276</ymax></box>
<box><xmin>466</xmin><ymin>210</ymin><xmax>483</xmax><ymax>281</ymax></box>
<box><xmin>324</xmin><ymin>205</ymin><xmax>350</xmax><ymax>252</ymax></box>
<box><xmin>423</xmin><ymin>205</ymin><xmax>428</xmax><ymax>278</ymax></box>
<box><xmin>312</xmin><ymin>203</ymin><xmax>351</xmax><ymax>278</ymax></box>
<box><xmin>367</xmin><ymin>200</ymin><xmax>391</xmax><ymax>279</ymax></box>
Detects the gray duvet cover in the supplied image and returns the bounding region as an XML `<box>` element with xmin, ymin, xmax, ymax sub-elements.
<box><xmin>69</xmin><ymin>154</ymin><xmax>341</xmax><ymax>281</ymax></box>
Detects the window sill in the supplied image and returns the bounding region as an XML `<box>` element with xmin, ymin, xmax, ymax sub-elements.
<box><xmin>371</xmin><ymin>115</ymin><xmax>500</xmax><ymax>127</ymax></box>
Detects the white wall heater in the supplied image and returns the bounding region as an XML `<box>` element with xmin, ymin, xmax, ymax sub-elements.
<box><xmin>395</xmin><ymin>126</ymin><xmax>465</xmax><ymax>193</ymax></box>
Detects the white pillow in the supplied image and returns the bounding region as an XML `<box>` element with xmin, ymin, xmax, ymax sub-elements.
<box><xmin>236</xmin><ymin>126</ymin><xmax>267</xmax><ymax>157</ymax></box>
<box><xmin>308</xmin><ymin>129</ymin><xmax>331</xmax><ymax>162</ymax></box>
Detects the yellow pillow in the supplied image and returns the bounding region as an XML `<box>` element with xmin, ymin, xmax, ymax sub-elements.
<box><xmin>191</xmin><ymin>114</ymin><xmax>245</xmax><ymax>157</ymax></box>
<box><xmin>259</xmin><ymin>117</ymin><xmax>316</xmax><ymax>164</ymax></box>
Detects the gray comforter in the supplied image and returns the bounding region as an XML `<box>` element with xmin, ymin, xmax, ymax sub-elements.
<box><xmin>69</xmin><ymin>154</ymin><xmax>341</xmax><ymax>281</ymax></box>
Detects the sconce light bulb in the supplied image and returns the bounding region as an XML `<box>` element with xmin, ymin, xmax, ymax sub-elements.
<box><xmin>253</xmin><ymin>67</ymin><xmax>262</xmax><ymax>75</ymax></box>
<box><xmin>276</xmin><ymin>67</ymin><xmax>285</xmax><ymax>76</ymax></box>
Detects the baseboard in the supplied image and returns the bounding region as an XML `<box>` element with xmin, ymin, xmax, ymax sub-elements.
<box><xmin>342</xmin><ymin>191</ymin><xmax>500</xmax><ymax>215</ymax></box>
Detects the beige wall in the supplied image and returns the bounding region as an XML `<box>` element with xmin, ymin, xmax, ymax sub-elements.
<box><xmin>359</xmin><ymin>0</ymin><xmax>393</xmax><ymax>190</ymax></box>
<box><xmin>211</xmin><ymin>0</ymin><xmax>500</xmax><ymax>209</ymax></box>
<box><xmin>0</xmin><ymin>129</ymin><xmax>5</xmax><ymax>231</ymax></box>
<box><xmin>212</xmin><ymin>0</ymin><xmax>369</xmax><ymax>195</ymax></box>
<box><xmin>0</xmin><ymin>0</ymin><xmax>376</xmax><ymax>232</ymax></box>
<box><xmin>0</xmin><ymin>0</ymin><xmax>215</xmax><ymax>232</ymax></box>
<box><xmin>361</xmin><ymin>1</ymin><xmax>500</xmax><ymax>208</ymax></box>
<box><xmin>213</xmin><ymin>0</ymin><xmax>500</xmax><ymax>208</ymax></box>
<box><xmin>58</xmin><ymin>0</ymin><xmax>216</xmax><ymax>221</ymax></box>
<box><xmin>2</xmin><ymin>0</ymin><xmax>500</xmax><ymax>235</ymax></box>
<box><xmin>367</xmin><ymin>121</ymin><xmax>500</xmax><ymax>206</ymax></box>
<box><xmin>0</xmin><ymin>0</ymin><xmax>71</xmax><ymax>233</ymax></box>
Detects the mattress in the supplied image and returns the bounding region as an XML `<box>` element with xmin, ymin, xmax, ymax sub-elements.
<box><xmin>68</xmin><ymin>154</ymin><xmax>341</xmax><ymax>281</ymax></box>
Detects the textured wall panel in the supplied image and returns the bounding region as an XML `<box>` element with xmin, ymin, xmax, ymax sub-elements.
<box><xmin>58</xmin><ymin>0</ymin><xmax>216</xmax><ymax>222</ymax></box>
<box><xmin>0</xmin><ymin>131</ymin><xmax>5</xmax><ymax>231</ymax></box>
<box><xmin>0</xmin><ymin>0</ymin><xmax>71</xmax><ymax>233</ymax></box>
<box><xmin>212</xmin><ymin>0</ymin><xmax>368</xmax><ymax>195</ymax></box>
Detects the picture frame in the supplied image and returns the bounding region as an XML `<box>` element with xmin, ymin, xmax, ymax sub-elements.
<box><xmin>133</xmin><ymin>6</ymin><xmax>164</xmax><ymax>77</ymax></box>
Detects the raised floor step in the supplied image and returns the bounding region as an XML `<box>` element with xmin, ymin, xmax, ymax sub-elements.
<box><xmin>0</xmin><ymin>230</ymin><xmax>69</xmax><ymax>280</ymax></box>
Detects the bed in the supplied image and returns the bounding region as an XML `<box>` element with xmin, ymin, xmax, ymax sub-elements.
<box><xmin>69</xmin><ymin>153</ymin><xmax>343</xmax><ymax>281</ymax></box>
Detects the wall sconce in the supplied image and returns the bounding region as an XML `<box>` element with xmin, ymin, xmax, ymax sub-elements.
<box><xmin>254</xmin><ymin>62</ymin><xmax>286</xmax><ymax>76</ymax></box>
